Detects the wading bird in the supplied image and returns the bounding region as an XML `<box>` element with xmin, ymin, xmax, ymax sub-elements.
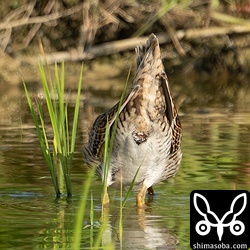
<box><xmin>83</xmin><ymin>34</ymin><xmax>182</xmax><ymax>207</ymax></box>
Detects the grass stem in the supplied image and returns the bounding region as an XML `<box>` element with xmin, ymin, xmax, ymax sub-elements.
<box><xmin>23</xmin><ymin>62</ymin><xmax>83</xmax><ymax>198</ymax></box>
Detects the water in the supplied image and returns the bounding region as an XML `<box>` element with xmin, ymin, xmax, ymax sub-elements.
<box><xmin>0</xmin><ymin>73</ymin><xmax>250</xmax><ymax>249</ymax></box>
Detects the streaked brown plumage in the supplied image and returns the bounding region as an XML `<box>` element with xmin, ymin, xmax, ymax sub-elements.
<box><xmin>83</xmin><ymin>34</ymin><xmax>182</xmax><ymax>207</ymax></box>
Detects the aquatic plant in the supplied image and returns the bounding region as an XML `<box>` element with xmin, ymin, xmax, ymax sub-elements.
<box><xmin>72</xmin><ymin>70</ymin><xmax>142</xmax><ymax>249</ymax></box>
<box><xmin>23</xmin><ymin>62</ymin><xmax>83</xmax><ymax>198</ymax></box>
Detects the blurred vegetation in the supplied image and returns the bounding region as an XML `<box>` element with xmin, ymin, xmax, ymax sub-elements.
<box><xmin>1</xmin><ymin>0</ymin><xmax>250</xmax><ymax>85</ymax></box>
<box><xmin>23</xmin><ymin>62</ymin><xmax>83</xmax><ymax>198</ymax></box>
<box><xmin>0</xmin><ymin>1</ymin><xmax>248</xmax><ymax>49</ymax></box>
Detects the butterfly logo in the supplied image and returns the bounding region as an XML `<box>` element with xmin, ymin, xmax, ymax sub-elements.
<box><xmin>193</xmin><ymin>193</ymin><xmax>247</xmax><ymax>241</ymax></box>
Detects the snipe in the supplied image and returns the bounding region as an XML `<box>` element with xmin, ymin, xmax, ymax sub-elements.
<box><xmin>83</xmin><ymin>34</ymin><xmax>182</xmax><ymax>207</ymax></box>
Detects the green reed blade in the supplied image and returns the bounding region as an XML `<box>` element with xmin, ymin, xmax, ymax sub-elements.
<box><xmin>90</xmin><ymin>193</ymin><xmax>94</xmax><ymax>247</ymax></box>
<box><xmin>39</xmin><ymin>62</ymin><xmax>62</xmax><ymax>154</ymax></box>
<box><xmin>123</xmin><ymin>149</ymin><xmax>148</xmax><ymax>207</ymax></box>
<box><xmin>54</xmin><ymin>63</ymin><xmax>70</xmax><ymax>196</ymax></box>
<box><xmin>60</xmin><ymin>153</ymin><xmax>71</xmax><ymax>197</ymax></box>
<box><xmin>23</xmin><ymin>81</ymin><xmax>61</xmax><ymax>196</ymax></box>
<box><xmin>72</xmin><ymin>167</ymin><xmax>96</xmax><ymax>250</ymax></box>
<box><xmin>24</xmin><ymin>61</ymin><xmax>82</xmax><ymax>198</ymax></box>
<box><xmin>102</xmin><ymin>69</ymin><xmax>131</xmax><ymax>205</ymax></box>
<box><xmin>96</xmin><ymin>70</ymin><xmax>131</xmax><ymax>248</ymax></box>
<box><xmin>65</xmin><ymin>103</ymin><xmax>70</xmax><ymax>155</ymax></box>
<box><xmin>71</xmin><ymin>64</ymin><xmax>83</xmax><ymax>154</ymax></box>
<box><xmin>122</xmin><ymin>164</ymin><xmax>141</xmax><ymax>208</ymax></box>
<box><xmin>36</xmin><ymin>100</ymin><xmax>49</xmax><ymax>150</ymax></box>
<box><xmin>119</xmin><ymin>176</ymin><xmax>123</xmax><ymax>249</ymax></box>
<box><xmin>93</xmin><ymin>209</ymin><xmax>112</xmax><ymax>249</ymax></box>
<box><xmin>55</xmin><ymin>62</ymin><xmax>65</xmax><ymax>147</ymax></box>
<box><xmin>102</xmin><ymin>120</ymin><xmax>110</xmax><ymax>191</ymax></box>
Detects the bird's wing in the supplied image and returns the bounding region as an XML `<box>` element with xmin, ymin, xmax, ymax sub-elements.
<box><xmin>84</xmin><ymin>85</ymin><xmax>140</xmax><ymax>162</ymax></box>
<box><xmin>160</xmin><ymin>72</ymin><xmax>182</xmax><ymax>154</ymax></box>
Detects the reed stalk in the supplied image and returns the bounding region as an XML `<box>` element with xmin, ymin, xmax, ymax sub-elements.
<box><xmin>101</xmin><ymin>69</ymin><xmax>131</xmax><ymax>210</ymax></box>
<box><xmin>23</xmin><ymin>62</ymin><xmax>83</xmax><ymax>198</ymax></box>
<box><xmin>73</xmin><ymin>68</ymin><xmax>144</xmax><ymax>249</ymax></box>
<box><xmin>72</xmin><ymin>167</ymin><xmax>96</xmax><ymax>249</ymax></box>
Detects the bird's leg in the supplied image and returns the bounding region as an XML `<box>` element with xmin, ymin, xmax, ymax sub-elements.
<box><xmin>147</xmin><ymin>186</ymin><xmax>154</xmax><ymax>195</ymax></box>
<box><xmin>136</xmin><ymin>183</ymin><xmax>147</xmax><ymax>208</ymax></box>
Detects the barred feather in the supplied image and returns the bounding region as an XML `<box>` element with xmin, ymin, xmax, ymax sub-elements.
<box><xmin>83</xmin><ymin>33</ymin><xmax>182</xmax><ymax>193</ymax></box>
